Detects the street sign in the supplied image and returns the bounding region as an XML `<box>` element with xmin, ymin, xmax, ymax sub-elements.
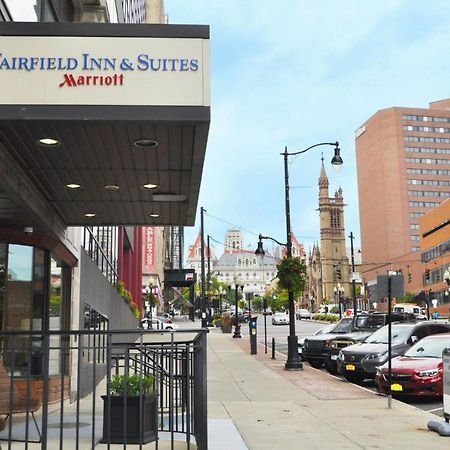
<box><xmin>376</xmin><ymin>274</ymin><xmax>404</xmax><ymax>299</ymax></box>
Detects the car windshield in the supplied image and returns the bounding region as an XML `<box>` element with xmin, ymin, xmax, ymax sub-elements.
<box><xmin>316</xmin><ymin>324</ymin><xmax>336</xmax><ymax>335</ymax></box>
<box><xmin>365</xmin><ymin>325</ymin><xmax>412</xmax><ymax>344</ymax></box>
<box><xmin>330</xmin><ymin>318</ymin><xmax>353</xmax><ymax>333</ymax></box>
<box><xmin>357</xmin><ymin>314</ymin><xmax>385</xmax><ymax>329</ymax></box>
<box><xmin>404</xmin><ymin>336</ymin><xmax>450</xmax><ymax>358</ymax></box>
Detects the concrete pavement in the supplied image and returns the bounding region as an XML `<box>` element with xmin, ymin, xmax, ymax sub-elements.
<box><xmin>203</xmin><ymin>319</ymin><xmax>449</xmax><ymax>450</ymax></box>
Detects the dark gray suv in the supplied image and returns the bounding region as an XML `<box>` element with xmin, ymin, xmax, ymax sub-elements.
<box><xmin>337</xmin><ymin>321</ymin><xmax>450</xmax><ymax>384</ymax></box>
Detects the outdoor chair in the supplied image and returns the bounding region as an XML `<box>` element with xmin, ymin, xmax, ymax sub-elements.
<box><xmin>0</xmin><ymin>360</ymin><xmax>41</xmax><ymax>442</ymax></box>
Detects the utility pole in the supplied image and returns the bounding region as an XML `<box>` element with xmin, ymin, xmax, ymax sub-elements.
<box><xmin>207</xmin><ymin>234</ymin><xmax>212</xmax><ymax>326</ymax></box>
<box><xmin>349</xmin><ymin>232</ymin><xmax>358</xmax><ymax>324</ymax></box>
<box><xmin>200</xmin><ymin>207</ymin><xmax>207</xmax><ymax>327</ymax></box>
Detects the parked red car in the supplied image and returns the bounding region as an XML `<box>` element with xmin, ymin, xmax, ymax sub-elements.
<box><xmin>375</xmin><ymin>333</ymin><xmax>450</xmax><ymax>397</ymax></box>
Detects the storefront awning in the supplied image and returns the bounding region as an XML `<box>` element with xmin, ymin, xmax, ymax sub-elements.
<box><xmin>0</xmin><ymin>22</ymin><xmax>210</xmax><ymax>235</ymax></box>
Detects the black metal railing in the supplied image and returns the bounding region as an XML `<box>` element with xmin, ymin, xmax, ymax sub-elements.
<box><xmin>0</xmin><ymin>328</ymin><xmax>208</xmax><ymax>449</ymax></box>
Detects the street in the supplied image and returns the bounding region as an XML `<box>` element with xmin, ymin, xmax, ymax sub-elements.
<box><xmin>239</xmin><ymin>315</ymin><xmax>445</xmax><ymax>419</ymax></box>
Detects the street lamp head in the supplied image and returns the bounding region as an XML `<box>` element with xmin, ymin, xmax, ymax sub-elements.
<box><xmin>331</xmin><ymin>142</ymin><xmax>343</xmax><ymax>172</ymax></box>
<box><xmin>255</xmin><ymin>234</ymin><xmax>266</xmax><ymax>257</ymax></box>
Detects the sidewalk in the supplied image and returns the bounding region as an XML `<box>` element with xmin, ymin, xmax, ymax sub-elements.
<box><xmin>204</xmin><ymin>323</ymin><xmax>448</xmax><ymax>450</ymax></box>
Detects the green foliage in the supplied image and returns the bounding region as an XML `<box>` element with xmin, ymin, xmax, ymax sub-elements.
<box><xmin>211</xmin><ymin>314</ymin><xmax>223</xmax><ymax>326</ymax></box>
<box><xmin>117</xmin><ymin>280</ymin><xmax>141</xmax><ymax>319</ymax></box>
<box><xmin>238</xmin><ymin>299</ymin><xmax>246</xmax><ymax>310</ymax></box>
<box><xmin>270</xmin><ymin>290</ymin><xmax>289</xmax><ymax>312</ymax></box>
<box><xmin>313</xmin><ymin>314</ymin><xmax>339</xmax><ymax>322</ymax></box>
<box><xmin>110</xmin><ymin>374</ymin><xmax>154</xmax><ymax>396</ymax></box>
<box><xmin>276</xmin><ymin>257</ymin><xmax>307</xmax><ymax>294</ymax></box>
<box><xmin>252</xmin><ymin>296</ymin><xmax>263</xmax><ymax>311</ymax></box>
<box><xmin>395</xmin><ymin>291</ymin><xmax>416</xmax><ymax>304</ymax></box>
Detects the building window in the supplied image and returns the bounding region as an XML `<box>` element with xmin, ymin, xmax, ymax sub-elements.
<box><xmin>411</xmin><ymin>247</ymin><xmax>420</xmax><ymax>252</ymax></box>
<box><xmin>411</xmin><ymin>235</ymin><xmax>420</xmax><ymax>241</ymax></box>
<box><xmin>407</xmin><ymin>168</ymin><xmax>450</xmax><ymax>176</ymax></box>
<box><xmin>408</xmin><ymin>201</ymin><xmax>440</xmax><ymax>208</ymax></box>
<box><xmin>330</xmin><ymin>210</ymin><xmax>340</xmax><ymax>228</ymax></box>
<box><xmin>410</xmin><ymin>224</ymin><xmax>419</xmax><ymax>230</ymax></box>
<box><xmin>408</xmin><ymin>190</ymin><xmax>450</xmax><ymax>198</ymax></box>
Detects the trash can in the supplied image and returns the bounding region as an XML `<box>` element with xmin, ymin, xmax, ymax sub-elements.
<box><xmin>248</xmin><ymin>317</ymin><xmax>258</xmax><ymax>355</ymax></box>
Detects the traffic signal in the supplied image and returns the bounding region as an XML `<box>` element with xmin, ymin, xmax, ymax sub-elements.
<box><xmin>336</xmin><ymin>265</ymin><xmax>341</xmax><ymax>280</ymax></box>
<box><xmin>425</xmin><ymin>269</ymin><xmax>430</xmax><ymax>281</ymax></box>
<box><xmin>408</xmin><ymin>272</ymin><xmax>412</xmax><ymax>283</ymax></box>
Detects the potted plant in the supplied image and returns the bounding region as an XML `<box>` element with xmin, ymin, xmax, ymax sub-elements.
<box><xmin>101</xmin><ymin>373</ymin><xmax>157</xmax><ymax>444</ymax></box>
<box><xmin>221</xmin><ymin>313</ymin><xmax>232</xmax><ymax>333</ymax></box>
<box><xmin>276</xmin><ymin>257</ymin><xmax>307</xmax><ymax>293</ymax></box>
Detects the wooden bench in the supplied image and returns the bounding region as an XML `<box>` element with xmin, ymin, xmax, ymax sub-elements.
<box><xmin>0</xmin><ymin>360</ymin><xmax>41</xmax><ymax>442</ymax></box>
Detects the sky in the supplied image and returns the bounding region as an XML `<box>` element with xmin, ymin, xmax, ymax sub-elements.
<box><xmin>165</xmin><ymin>0</ymin><xmax>450</xmax><ymax>261</ymax></box>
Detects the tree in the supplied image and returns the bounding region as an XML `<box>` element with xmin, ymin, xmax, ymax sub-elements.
<box><xmin>395</xmin><ymin>291</ymin><xmax>416</xmax><ymax>304</ymax></box>
<box><xmin>252</xmin><ymin>295</ymin><xmax>263</xmax><ymax>311</ymax></box>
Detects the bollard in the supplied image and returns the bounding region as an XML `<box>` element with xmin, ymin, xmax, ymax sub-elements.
<box><xmin>271</xmin><ymin>337</ymin><xmax>276</xmax><ymax>360</ymax></box>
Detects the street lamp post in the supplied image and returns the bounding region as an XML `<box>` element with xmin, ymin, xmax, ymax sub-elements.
<box><xmin>218</xmin><ymin>286</ymin><xmax>225</xmax><ymax>313</ymax></box>
<box><xmin>228</xmin><ymin>277</ymin><xmax>244</xmax><ymax>338</ymax></box>
<box><xmin>256</xmin><ymin>141</ymin><xmax>343</xmax><ymax>370</ymax></box>
<box><xmin>334</xmin><ymin>283</ymin><xmax>344</xmax><ymax>317</ymax></box>
<box><xmin>144</xmin><ymin>285</ymin><xmax>154</xmax><ymax>328</ymax></box>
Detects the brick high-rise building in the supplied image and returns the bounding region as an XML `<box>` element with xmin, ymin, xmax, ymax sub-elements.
<box><xmin>356</xmin><ymin>99</ymin><xmax>450</xmax><ymax>283</ymax></box>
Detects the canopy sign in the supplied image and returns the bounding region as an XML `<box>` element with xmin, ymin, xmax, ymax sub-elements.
<box><xmin>0</xmin><ymin>35</ymin><xmax>210</xmax><ymax>106</ymax></box>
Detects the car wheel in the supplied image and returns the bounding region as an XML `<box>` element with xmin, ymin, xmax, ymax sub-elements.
<box><xmin>345</xmin><ymin>373</ymin><xmax>365</xmax><ymax>384</ymax></box>
<box><xmin>165</xmin><ymin>326</ymin><xmax>173</xmax><ymax>330</ymax></box>
<box><xmin>324</xmin><ymin>358</ymin><xmax>338</xmax><ymax>375</ymax></box>
<box><xmin>307</xmin><ymin>358</ymin><xmax>323</xmax><ymax>369</ymax></box>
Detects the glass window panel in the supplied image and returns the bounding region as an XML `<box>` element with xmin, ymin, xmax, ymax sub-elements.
<box><xmin>4</xmin><ymin>0</ymin><xmax>39</xmax><ymax>21</ymax></box>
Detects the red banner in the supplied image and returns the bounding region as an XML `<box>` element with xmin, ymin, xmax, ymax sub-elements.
<box><xmin>143</xmin><ymin>226</ymin><xmax>155</xmax><ymax>273</ymax></box>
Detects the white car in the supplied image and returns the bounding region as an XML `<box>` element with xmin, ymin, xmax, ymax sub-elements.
<box><xmin>141</xmin><ymin>318</ymin><xmax>179</xmax><ymax>330</ymax></box>
<box><xmin>296</xmin><ymin>309</ymin><xmax>312</xmax><ymax>320</ymax></box>
<box><xmin>272</xmin><ymin>312</ymin><xmax>290</xmax><ymax>325</ymax></box>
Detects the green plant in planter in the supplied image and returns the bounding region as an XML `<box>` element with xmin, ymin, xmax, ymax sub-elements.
<box><xmin>276</xmin><ymin>256</ymin><xmax>306</xmax><ymax>294</ymax></box>
<box><xmin>110</xmin><ymin>374</ymin><xmax>154</xmax><ymax>396</ymax></box>
<box><xmin>102</xmin><ymin>373</ymin><xmax>157</xmax><ymax>444</ymax></box>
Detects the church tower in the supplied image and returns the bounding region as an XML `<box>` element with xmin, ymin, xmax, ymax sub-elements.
<box><xmin>318</xmin><ymin>158</ymin><xmax>350</xmax><ymax>303</ymax></box>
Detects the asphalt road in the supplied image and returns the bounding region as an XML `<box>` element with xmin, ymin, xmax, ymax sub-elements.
<box><xmin>240</xmin><ymin>316</ymin><xmax>445</xmax><ymax>419</ymax></box>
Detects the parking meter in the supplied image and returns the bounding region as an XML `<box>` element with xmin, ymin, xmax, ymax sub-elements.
<box><xmin>444</xmin><ymin>348</ymin><xmax>450</xmax><ymax>423</ymax></box>
<box><xmin>248</xmin><ymin>317</ymin><xmax>258</xmax><ymax>355</ymax></box>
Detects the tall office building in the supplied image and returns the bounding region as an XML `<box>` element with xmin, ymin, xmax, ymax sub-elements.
<box><xmin>356</xmin><ymin>99</ymin><xmax>450</xmax><ymax>281</ymax></box>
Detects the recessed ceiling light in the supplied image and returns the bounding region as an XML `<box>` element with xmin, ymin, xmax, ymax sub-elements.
<box><xmin>37</xmin><ymin>138</ymin><xmax>60</xmax><ymax>147</ymax></box>
<box><xmin>84</xmin><ymin>213</ymin><xmax>96</xmax><ymax>218</ymax></box>
<box><xmin>149</xmin><ymin>213</ymin><xmax>160</xmax><ymax>218</ymax></box>
<box><xmin>104</xmin><ymin>184</ymin><xmax>120</xmax><ymax>191</ymax></box>
<box><xmin>65</xmin><ymin>183</ymin><xmax>83</xmax><ymax>190</ymax></box>
<box><xmin>134</xmin><ymin>139</ymin><xmax>158</xmax><ymax>148</ymax></box>
<box><xmin>141</xmin><ymin>183</ymin><xmax>159</xmax><ymax>190</ymax></box>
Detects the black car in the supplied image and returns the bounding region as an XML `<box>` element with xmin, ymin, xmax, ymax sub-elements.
<box><xmin>303</xmin><ymin>317</ymin><xmax>355</xmax><ymax>368</ymax></box>
<box><xmin>303</xmin><ymin>312</ymin><xmax>416</xmax><ymax>369</ymax></box>
<box><xmin>337</xmin><ymin>321</ymin><xmax>450</xmax><ymax>384</ymax></box>
<box><xmin>324</xmin><ymin>312</ymin><xmax>416</xmax><ymax>374</ymax></box>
